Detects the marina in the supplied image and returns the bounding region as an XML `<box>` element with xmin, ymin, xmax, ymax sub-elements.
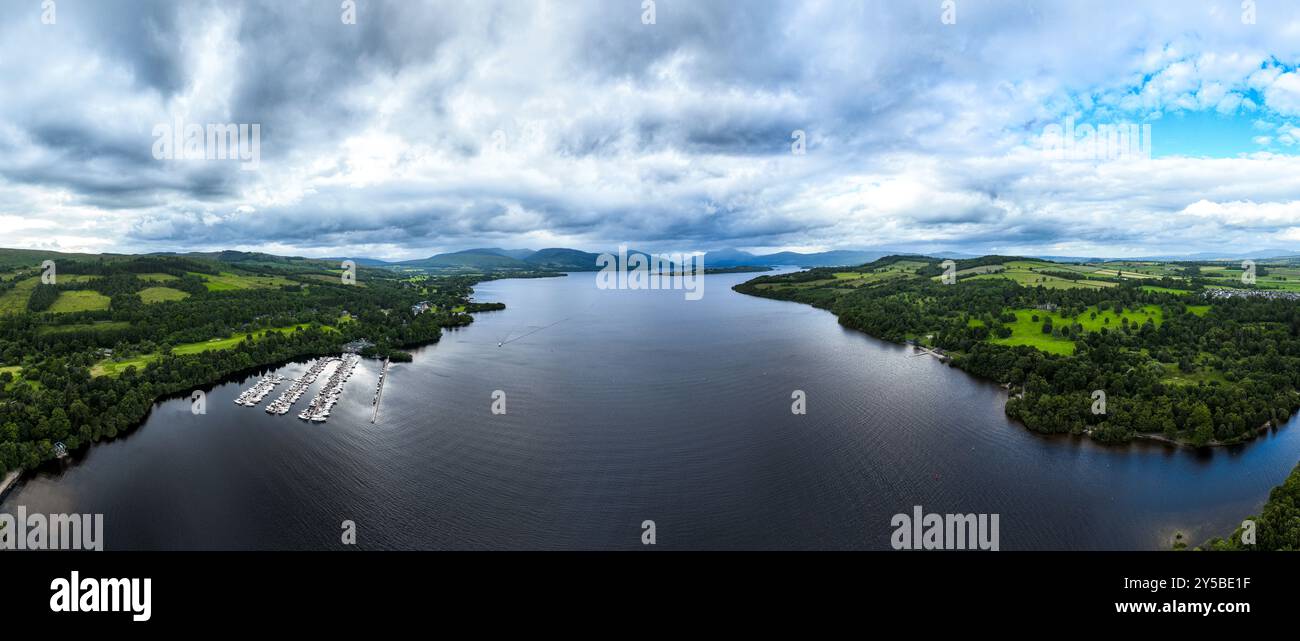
<box><xmin>265</xmin><ymin>358</ymin><xmax>338</xmax><ymax>416</ymax></box>
<box><xmin>236</xmin><ymin>351</ymin><xmax>375</xmax><ymax>422</ymax></box>
<box><xmin>234</xmin><ymin>375</ymin><xmax>284</xmax><ymax>407</ymax></box>
<box><xmin>297</xmin><ymin>354</ymin><xmax>361</xmax><ymax>423</ymax></box>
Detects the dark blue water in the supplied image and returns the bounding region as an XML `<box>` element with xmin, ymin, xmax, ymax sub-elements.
<box><xmin>4</xmin><ymin>270</ymin><xmax>1299</xmax><ymax>549</ymax></box>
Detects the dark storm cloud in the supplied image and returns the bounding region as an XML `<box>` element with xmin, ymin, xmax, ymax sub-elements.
<box><xmin>4</xmin><ymin>1</ymin><xmax>1300</xmax><ymax>257</ymax></box>
<box><xmin>67</xmin><ymin>0</ymin><xmax>191</xmax><ymax>96</ymax></box>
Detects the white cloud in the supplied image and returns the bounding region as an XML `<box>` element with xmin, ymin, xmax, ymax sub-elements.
<box><xmin>1265</xmin><ymin>72</ymin><xmax>1300</xmax><ymax>116</ymax></box>
<box><xmin>2</xmin><ymin>0</ymin><xmax>1300</xmax><ymax>258</ymax></box>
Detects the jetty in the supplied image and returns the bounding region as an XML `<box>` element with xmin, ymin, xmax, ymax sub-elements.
<box><xmin>234</xmin><ymin>374</ymin><xmax>285</xmax><ymax>407</ymax></box>
<box><xmin>371</xmin><ymin>357</ymin><xmax>390</xmax><ymax>423</ymax></box>
<box><xmin>298</xmin><ymin>354</ymin><xmax>361</xmax><ymax>423</ymax></box>
<box><xmin>266</xmin><ymin>358</ymin><xmax>337</xmax><ymax>415</ymax></box>
<box><xmin>910</xmin><ymin>344</ymin><xmax>950</xmax><ymax>362</ymax></box>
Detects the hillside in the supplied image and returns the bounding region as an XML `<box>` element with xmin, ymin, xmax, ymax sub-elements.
<box><xmin>0</xmin><ymin>247</ymin><xmax>506</xmax><ymax>476</ymax></box>
<box><xmin>736</xmin><ymin>254</ymin><xmax>1300</xmax><ymax>447</ymax></box>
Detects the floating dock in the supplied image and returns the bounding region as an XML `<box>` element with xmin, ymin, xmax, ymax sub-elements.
<box><xmin>234</xmin><ymin>374</ymin><xmax>285</xmax><ymax>407</ymax></box>
<box><xmin>266</xmin><ymin>358</ymin><xmax>337</xmax><ymax>415</ymax></box>
<box><xmin>298</xmin><ymin>354</ymin><xmax>361</xmax><ymax>423</ymax></box>
<box><xmin>371</xmin><ymin>357</ymin><xmax>390</xmax><ymax>423</ymax></box>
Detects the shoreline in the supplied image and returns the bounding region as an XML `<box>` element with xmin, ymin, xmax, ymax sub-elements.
<box><xmin>735</xmin><ymin>282</ymin><xmax>1293</xmax><ymax>451</ymax></box>
<box><xmin>0</xmin><ymin>470</ymin><xmax>21</xmax><ymax>503</ymax></box>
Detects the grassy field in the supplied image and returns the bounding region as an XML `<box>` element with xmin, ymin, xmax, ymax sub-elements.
<box><xmin>189</xmin><ymin>271</ymin><xmax>295</xmax><ymax>291</ymax></box>
<box><xmin>1</xmin><ymin>276</ymin><xmax>104</xmax><ymax>314</ymax></box>
<box><xmin>57</xmin><ymin>275</ymin><xmax>103</xmax><ymax>284</ymax></box>
<box><xmin>0</xmin><ymin>277</ymin><xmax>38</xmax><ymax>314</ymax></box>
<box><xmin>993</xmin><ymin>331</ymin><xmax>1076</xmax><ymax>355</ymax></box>
<box><xmin>139</xmin><ymin>286</ymin><xmax>190</xmax><ymax>303</ymax></box>
<box><xmin>1142</xmin><ymin>285</ymin><xmax>1191</xmax><ymax>295</ymax></box>
<box><xmin>300</xmin><ymin>273</ymin><xmax>365</xmax><ymax>287</ymax></box>
<box><xmin>0</xmin><ymin>365</ymin><xmax>41</xmax><ymax>392</ymax></box>
<box><xmin>49</xmin><ymin>290</ymin><xmax>112</xmax><ymax>313</ymax></box>
<box><xmin>967</xmin><ymin>269</ymin><xmax>1114</xmax><ymax>290</ymax></box>
<box><xmin>829</xmin><ymin>271</ymin><xmax>909</xmax><ymax>286</ymax></box>
<box><xmin>136</xmin><ymin>273</ymin><xmax>180</xmax><ymax>282</ymax></box>
<box><xmin>1090</xmin><ymin>268</ymin><xmax>1157</xmax><ymax>279</ymax></box>
<box><xmin>1198</xmin><ymin>264</ymin><xmax>1300</xmax><ymax>292</ymax></box>
<box><xmin>989</xmin><ymin>304</ymin><xmax>1166</xmax><ymax>356</ymax></box>
<box><xmin>1</xmin><ymin>366</ymin><xmax>25</xmax><ymax>392</ymax></box>
<box><xmin>91</xmin><ymin>323</ymin><xmax>337</xmax><ymax>377</ymax></box>
<box><xmin>787</xmin><ymin>260</ymin><xmax>929</xmax><ymax>289</ymax></box>
<box><xmin>38</xmin><ymin>321</ymin><xmax>131</xmax><ymax>335</ymax></box>
<box><xmin>953</xmin><ymin>264</ymin><xmax>1007</xmax><ymax>276</ymax></box>
<box><xmin>755</xmin><ymin>278</ymin><xmax>836</xmax><ymax>290</ymax></box>
<box><xmin>1094</xmin><ymin>261</ymin><xmax>1185</xmax><ymax>278</ymax></box>
<box><xmin>944</xmin><ymin>260</ymin><xmax>1116</xmax><ymax>290</ymax></box>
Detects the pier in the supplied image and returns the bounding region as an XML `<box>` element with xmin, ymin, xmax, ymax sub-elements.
<box><xmin>910</xmin><ymin>344</ymin><xmax>950</xmax><ymax>362</ymax></box>
<box><xmin>235</xmin><ymin>374</ymin><xmax>285</xmax><ymax>407</ymax></box>
<box><xmin>266</xmin><ymin>358</ymin><xmax>337</xmax><ymax>415</ymax></box>
<box><xmin>298</xmin><ymin>354</ymin><xmax>361</xmax><ymax>423</ymax></box>
<box><xmin>371</xmin><ymin>358</ymin><xmax>390</xmax><ymax>423</ymax></box>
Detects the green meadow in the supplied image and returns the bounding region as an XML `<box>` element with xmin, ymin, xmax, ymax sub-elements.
<box><xmin>49</xmin><ymin>290</ymin><xmax>112</xmax><ymax>313</ymax></box>
<box><xmin>189</xmin><ymin>271</ymin><xmax>296</xmax><ymax>291</ymax></box>
<box><xmin>989</xmin><ymin>304</ymin><xmax>1166</xmax><ymax>356</ymax></box>
<box><xmin>0</xmin><ymin>277</ymin><xmax>39</xmax><ymax>314</ymax></box>
<box><xmin>38</xmin><ymin>321</ymin><xmax>132</xmax><ymax>335</ymax></box>
<box><xmin>91</xmin><ymin>323</ymin><xmax>337</xmax><ymax>377</ymax></box>
<box><xmin>139</xmin><ymin>286</ymin><xmax>191</xmax><ymax>303</ymax></box>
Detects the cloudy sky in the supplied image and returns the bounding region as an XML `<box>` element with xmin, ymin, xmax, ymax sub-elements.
<box><xmin>3</xmin><ymin>0</ymin><xmax>1300</xmax><ymax>260</ymax></box>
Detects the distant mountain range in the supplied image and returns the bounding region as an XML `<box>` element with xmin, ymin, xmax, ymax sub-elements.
<box><xmin>327</xmin><ymin>246</ymin><xmax>1300</xmax><ymax>271</ymax></box>
<box><xmin>333</xmin><ymin>247</ymin><xmax>981</xmax><ymax>271</ymax></box>
<box><xmin>388</xmin><ymin>247</ymin><xmax>607</xmax><ymax>271</ymax></box>
<box><xmin>4</xmin><ymin>245</ymin><xmax>1297</xmax><ymax>274</ymax></box>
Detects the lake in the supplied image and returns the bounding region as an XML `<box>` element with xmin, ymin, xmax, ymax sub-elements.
<box><xmin>5</xmin><ymin>269</ymin><xmax>1299</xmax><ymax>549</ymax></box>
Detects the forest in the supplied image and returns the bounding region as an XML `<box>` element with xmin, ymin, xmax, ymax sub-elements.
<box><xmin>0</xmin><ymin>253</ymin><xmax>514</xmax><ymax>475</ymax></box>
<box><xmin>1197</xmin><ymin>463</ymin><xmax>1300</xmax><ymax>551</ymax></box>
<box><xmin>736</xmin><ymin>255</ymin><xmax>1300</xmax><ymax>446</ymax></box>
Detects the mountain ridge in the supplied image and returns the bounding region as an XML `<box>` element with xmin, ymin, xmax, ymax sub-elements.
<box><xmin>5</xmin><ymin>246</ymin><xmax>1299</xmax><ymax>273</ymax></box>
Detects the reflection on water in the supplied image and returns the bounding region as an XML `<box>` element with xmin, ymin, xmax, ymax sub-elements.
<box><xmin>5</xmin><ymin>270</ymin><xmax>1299</xmax><ymax>549</ymax></box>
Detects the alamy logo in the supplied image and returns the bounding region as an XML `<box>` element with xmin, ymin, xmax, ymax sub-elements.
<box><xmin>1042</xmin><ymin>116</ymin><xmax>1151</xmax><ymax>160</ymax></box>
<box><xmin>596</xmin><ymin>245</ymin><xmax>705</xmax><ymax>300</ymax></box>
<box><xmin>0</xmin><ymin>506</ymin><xmax>103</xmax><ymax>551</ymax></box>
<box><xmin>50</xmin><ymin>571</ymin><xmax>151</xmax><ymax>622</ymax></box>
<box><xmin>152</xmin><ymin>119</ymin><xmax>261</xmax><ymax>170</ymax></box>
<box><xmin>890</xmin><ymin>506</ymin><xmax>999</xmax><ymax>551</ymax></box>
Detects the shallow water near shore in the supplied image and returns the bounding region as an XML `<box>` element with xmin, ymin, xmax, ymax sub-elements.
<box><xmin>5</xmin><ymin>269</ymin><xmax>1299</xmax><ymax>549</ymax></box>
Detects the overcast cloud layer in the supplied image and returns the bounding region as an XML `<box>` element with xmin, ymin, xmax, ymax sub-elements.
<box><xmin>3</xmin><ymin>0</ymin><xmax>1300</xmax><ymax>259</ymax></box>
